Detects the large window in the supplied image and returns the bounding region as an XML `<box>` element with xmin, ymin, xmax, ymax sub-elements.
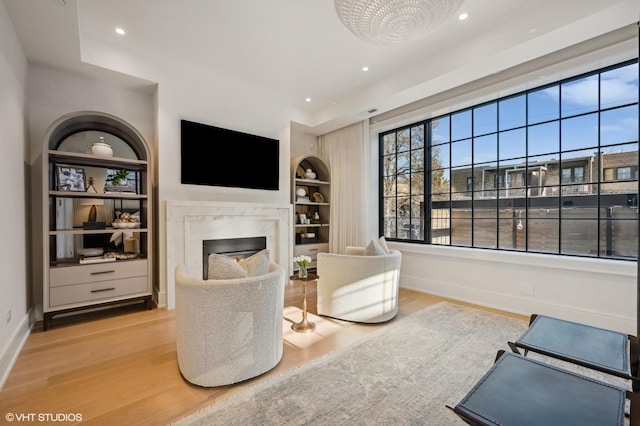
<box><xmin>380</xmin><ymin>60</ymin><xmax>639</xmax><ymax>260</ymax></box>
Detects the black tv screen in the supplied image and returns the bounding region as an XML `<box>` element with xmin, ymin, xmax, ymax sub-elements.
<box><xmin>181</xmin><ymin>119</ymin><xmax>279</xmax><ymax>190</ymax></box>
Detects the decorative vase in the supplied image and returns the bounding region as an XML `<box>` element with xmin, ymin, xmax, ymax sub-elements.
<box><xmin>304</xmin><ymin>169</ymin><xmax>317</xmax><ymax>179</ymax></box>
<box><xmin>296</xmin><ymin>187</ymin><xmax>306</xmax><ymax>197</ymax></box>
<box><xmin>298</xmin><ymin>264</ymin><xmax>308</xmax><ymax>279</ymax></box>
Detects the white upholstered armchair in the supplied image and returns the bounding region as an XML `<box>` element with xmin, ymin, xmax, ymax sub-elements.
<box><xmin>316</xmin><ymin>247</ymin><xmax>402</xmax><ymax>323</ymax></box>
<box><xmin>175</xmin><ymin>262</ymin><xmax>285</xmax><ymax>387</ymax></box>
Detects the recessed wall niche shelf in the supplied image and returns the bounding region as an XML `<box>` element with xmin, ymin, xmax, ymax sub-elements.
<box><xmin>291</xmin><ymin>155</ymin><xmax>330</xmax><ymax>272</ymax></box>
<box><xmin>37</xmin><ymin>112</ymin><xmax>154</xmax><ymax>330</ymax></box>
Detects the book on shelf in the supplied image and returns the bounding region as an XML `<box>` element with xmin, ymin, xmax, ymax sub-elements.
<box><xmin>104</xmin><ymin>184</ymin><xmax>136</xmax><ymax>193</ymax></box>
<box><xmin>79</xmin><ymin>256</ymin><xmax>116</xmax><ymax>265</ymax></box>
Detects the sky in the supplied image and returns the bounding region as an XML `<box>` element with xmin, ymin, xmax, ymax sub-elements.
<box><xmin>430</xmin><ymin>62</ymin><xmax>639</xmax><ymax>168</ymax></box>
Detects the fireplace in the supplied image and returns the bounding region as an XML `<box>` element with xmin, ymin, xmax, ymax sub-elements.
<box><xmin>202</xmin><ymin>236</ymin><xmax>267</xmax><ymax>279</ymax></box>
<box><xmin>165</xmin><ymin>201</ymin><xmax>293</xmax><ymax>309</ymax></box>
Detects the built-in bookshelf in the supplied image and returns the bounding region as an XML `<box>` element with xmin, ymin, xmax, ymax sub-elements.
<box><xmin>291</xmin><ymin>155</ymin><xmax>330</xmax><ymax>272</ymax></box>
<box><xmin>39</xmin><ymin>112</ymin><xmax>153</xmax><ymax>330</ymax></box>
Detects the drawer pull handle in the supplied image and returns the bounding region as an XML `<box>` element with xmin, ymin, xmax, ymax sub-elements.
<box><xmin>91</xmin><ymin>287</ymin><xmax>115</xmax><ymax>293</ymax></box>
<box><xmin>90</xmin><ymin>270</ymin><xmax>115</xmax><ymax>275</ymax></box>
<box><xmin>307</xmin><ymin>248</ymin><xmax>319</xmax><ymax>252</ymax></box>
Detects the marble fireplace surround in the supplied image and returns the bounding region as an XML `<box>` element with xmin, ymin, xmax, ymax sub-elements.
<box><xmin>166</xmin><ymin>201</ymin><xmax>293</xmax><ymax>309</ymax></box>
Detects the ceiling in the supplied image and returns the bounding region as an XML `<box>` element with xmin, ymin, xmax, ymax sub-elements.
<box><xmin>3</xmin><ymin>0</ymin><xmax>639</xmax><ymax>134</ymax></box>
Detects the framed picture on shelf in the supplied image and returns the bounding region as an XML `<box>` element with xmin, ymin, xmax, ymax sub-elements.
<box><xmin>56</xmin><ymin>166</ymin><xmax>86</xmax><ymax>192</ymax></box>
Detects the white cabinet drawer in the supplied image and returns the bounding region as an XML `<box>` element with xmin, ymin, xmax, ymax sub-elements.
<box><xmin>294</xmin><ymin>243</ymin><xmax>329</xmax><ymax>258</ymax></box>
<box><xmin>50</xmin><ymin>259</ymin><xmax>148</xmax><ymax>287</ymax></box>
<box><xmin>49</xmin><ymin>276</ymin><xmax>148</xmax><ymax>307</ymax></box>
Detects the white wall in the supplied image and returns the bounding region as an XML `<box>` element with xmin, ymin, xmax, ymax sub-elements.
<box><xmin>290</xmin><ymin>121</ymin><xmax>319</xmax><ymax>159</ymax></box>
<box><xmin>395</xmin><ymin>243</ymin><xmax>636</xmax><ymax>334</ymax></box>
<box><xmin>0</xmin><ymin>1</ymin><xmax>29</xmax><ymax>389</ymax></box>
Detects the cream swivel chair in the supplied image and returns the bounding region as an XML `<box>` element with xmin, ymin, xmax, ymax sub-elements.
<box><xmin>316</xmin><ymin>241</ymin><xmax>402</xmax><ymax>323</ymax></box>
<box><xmin>175</xmin><ymin>261</ymin><xmax>285</xmax><ymax>387</ymax></box>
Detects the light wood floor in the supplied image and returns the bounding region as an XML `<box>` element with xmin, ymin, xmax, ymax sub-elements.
<box><xmin>0</xmin><ymin>283</ymin><xmax>525</xmax><ymax>425</ymax></box>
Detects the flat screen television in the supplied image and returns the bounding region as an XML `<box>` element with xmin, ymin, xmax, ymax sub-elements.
<box><xmin>181</xmin><ymin>119</ymin><xmax>279</xmax><ymax>190</ymax></box>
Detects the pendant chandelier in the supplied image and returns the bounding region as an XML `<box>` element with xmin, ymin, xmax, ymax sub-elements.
<box><xmin>334</xmin><ymin>0</ymin><xmax>464</xmax><ymax>45</ymax></box>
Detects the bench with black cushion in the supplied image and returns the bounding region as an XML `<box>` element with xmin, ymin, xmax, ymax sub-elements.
<box><xmin>508</xmin><ymin>314</ymin><xmax>640</xmax><ymax>392</ymax></box>
<box><xmin>452</xmin><ymin>351</ymin><xmax>638</xmax><ymax>426</ymax></box>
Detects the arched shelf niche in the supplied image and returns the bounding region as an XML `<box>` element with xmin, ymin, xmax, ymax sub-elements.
<box><xmin>46</xmin><ymin>111</ymin><xmax>150</xmax><ymax>161</ymax></box>
<box><xmin>38</xmin><ymin>111</ymin><xmax>154</xmax><ymax>331</ymax></box>
<box><xmin>291</xmin><ymin>154</ymin><xmax>331</xmax><ymax>272</ymax></box>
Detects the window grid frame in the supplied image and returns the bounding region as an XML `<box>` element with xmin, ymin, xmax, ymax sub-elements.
<box><xmin>379</xmin><ymin>59</ymin><xmax>639</xmax><ymax>261</ymax></box>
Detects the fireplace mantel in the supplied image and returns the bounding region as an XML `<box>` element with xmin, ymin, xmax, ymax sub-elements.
<box><xmin>166</xmin><ymin>201</ymin><xmax>292</xmax><ymax>309</ymax></box>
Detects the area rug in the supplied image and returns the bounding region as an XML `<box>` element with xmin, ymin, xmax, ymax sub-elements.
<box><xmin>171</xmin><ymin>302</ymin><xmax>541</xmax><ymax>425</ymax></box>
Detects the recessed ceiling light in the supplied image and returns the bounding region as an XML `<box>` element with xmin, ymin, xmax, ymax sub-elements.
<box><xmin>458</xmin><ymin>12</ymin><xmax>468</xmax><ymax>20</ymax></box>
<box><xmin>115</xmin><ymin>28</ymin><xmax>126</xmax><ymax>35</ymax></box>
<box><xmin>305</xmin><ymin>98</ymin><xmax>311</xmax><ymax>103</ymax></box>
<box><xmin>362</xmin><ymin>66</ymin><xmax>369</xmax><ymax>72</ymax></box>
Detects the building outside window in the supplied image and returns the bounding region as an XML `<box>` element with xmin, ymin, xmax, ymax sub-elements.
<box><xmin>562</xmin><ymin>166</ymin><xmax>584</xmax><ymax>183</ymax></box>
<box><xmin>617</xmin><ymin>166</ymin><xmax>635</xmax><ymax>180</ymax></box>
<box><xmin>380</xmin><ymin>59</ymin><xmax>639</xmax><ymax>260</ymax></box>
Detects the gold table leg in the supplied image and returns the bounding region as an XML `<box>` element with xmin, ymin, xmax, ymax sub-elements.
<box><xmin>292</xmin><ymin>278</ymin><xmax>316</xmax><ymax>332</ymax></box>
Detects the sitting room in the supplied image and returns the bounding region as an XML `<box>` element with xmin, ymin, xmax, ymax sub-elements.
<box><xmin>0</xmin><ymin>0</ymin><xmax>638</xmax><ymax>424</ymax></box>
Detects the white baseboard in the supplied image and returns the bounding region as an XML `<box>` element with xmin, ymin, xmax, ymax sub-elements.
<box><xmin>401</xmin><ymin>274</ymin><xmax>636</xmax><ymax>334</ymax></box>
<box><xmin>0</xmin><ymin>313</ymin><xmax>32</xmax><ymax>390</ymax></box>
<box><xmin>155</xmin><ymin>287</ymin><xmax>167</xmax><ymax>309</ymax></box>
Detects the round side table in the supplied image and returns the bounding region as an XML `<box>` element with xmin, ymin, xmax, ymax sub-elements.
<box><xmin>289</xmin><ymin>273</ymin><xmax>318</xmax><ymax>332</ymax></box>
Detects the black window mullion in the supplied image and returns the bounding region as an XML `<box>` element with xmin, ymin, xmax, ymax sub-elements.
<box><xmin>449</xmin><ymin>119</ymin><xmax>453</xmax><ymax>244</ymax></box>
<box><xmin>525</xmin><ymin>91</ymin><xmax>530</xmax><ymax>253</ymax></box>
<box><xmin>379</xmin><ymin>59</ymin><xmax>637</xmax><ymax>261</ymax></box>
<box><xmin>470</xmin><ymin>110</ymin><xmax>475</xmax><ymax>248</ymax></box>
<box><xmin>557</xmin><ymin>85</ymin><xmax>562</xmax><ymax>255</ymax></box>
<box><xmin>495</xmin><ymin>103</ymin><xmax>500</xmax><ymax>249</ymax></box>
<box><xmin>424</xmin><ymin>121</ymin><xmax>430</xmax><ymax>244</ymax></box>
<box><xmin>596</xmin><ymin>71</ymin><xmax>602</xmax><ymax>257</ymax></box>
<box><xmin>395</xmin><ymin>131</ymin><xmax>399</xmax><ymax>239</ymax></box>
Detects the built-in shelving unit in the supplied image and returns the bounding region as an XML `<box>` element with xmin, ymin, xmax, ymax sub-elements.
<box><xmin>291</xmin><ymin>155</ymin><xmax>330</xmax><ymax>272</ymax></box>
<box><xmin>39</xmin><ymin>112</ymin><xmax>153</xmax><ymax>330</ymax></box>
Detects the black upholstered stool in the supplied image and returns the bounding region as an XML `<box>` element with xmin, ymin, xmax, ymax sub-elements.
<box><xmin>452</xmin><ymin>352</ymin><xmax>637</xmax><ymax>426</ymax></box>
<box><xmin>508</xmin><ymin>314</ymin><xmax>640</xmax><ymax>392</ymax></box>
